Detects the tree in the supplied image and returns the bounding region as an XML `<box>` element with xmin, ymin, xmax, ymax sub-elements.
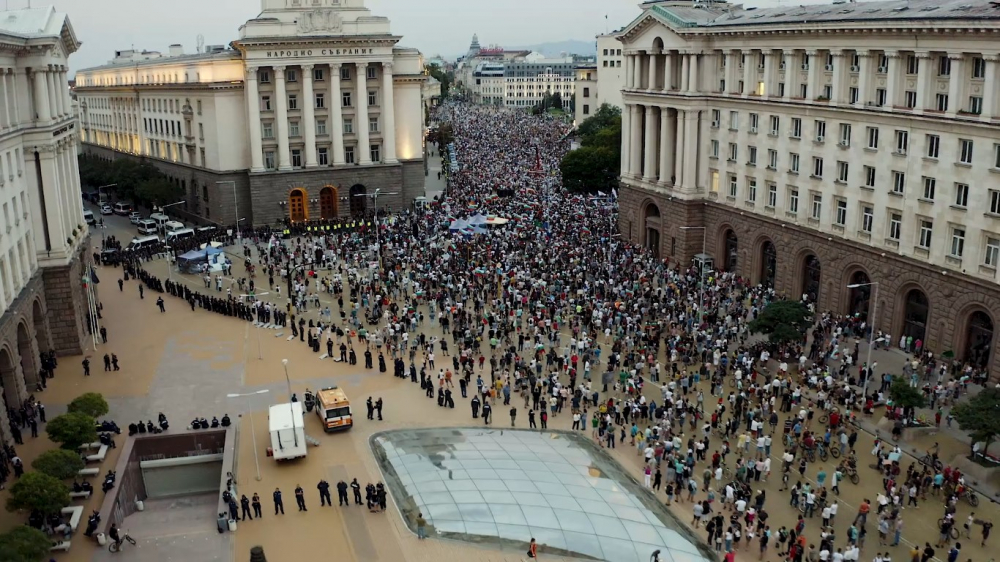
<box><xmin>560</xmin><ymin>146</ymin><xmax>619</xmax><ymax>194</ymax></box>
<box><xmin>31</xmin><ymin>449</ymin><xmax>85</xmax><ymax>481</ymax></box>
<box><xmin>67</xmin><ymin>392</ymin><xmax>109</xmax><ymax>419</ymax></box>
<box><xmin>577</xmin><ymin>104</ymin><xmax>621</xmax><ymax>140</ymax></box>
<box><xmin>951</xmin><ymin>387</ymin><xmax>1000</xmax><ymax>454</ymax></box>
<box><xmin>0</xmin><ymin>526</ymin><xmax>53</xmax><ymax>562</ymax></box>
<box><xmin>748</xmin><ymin>300</ymin><xmax>814</xmax><ymax>344</ymax></box>
<box><xmin>5</xmin><ymin>472</ymin><xmax>69</xmax><ymax>516</ymax></box>
<box><xmin>888</xmin><ymin>376</ymin><xmax>926</xmax><ymax>421</ymax></box>
<box><xmin>46</xmin><ymin>412</ymin><xmax>97</xmax><ymax>450</ymax></box>
<box><xmin>136</xmin><ymin>177</ymin><xmax>183</xmax><ymax>208</ymax></box>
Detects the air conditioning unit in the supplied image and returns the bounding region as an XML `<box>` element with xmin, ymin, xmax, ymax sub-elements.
<box><xmin>801</xmin><ymin>63</ymin><xmax>810</xmax><ymax>70</ymax></box>
<box><xmin>839</xmin><ymin>140</ymin><xmax>850</xmax><ymax>147</ymax></box>
<box><xmin>850</xmin><ymin>65</ymin><xmax>860</xmax><ymax>72</ymax></box>
<box><xmin>894</xmin><ymin>149</ymin><xmax>907</xmax><ymax>155</ymax></box>
<box><xmin>825</xmin><ymin>64</ymin><xmax>834</xmax><ymax>71</ymax></box>
<box><xmin>788</xmin><ymin>168</ymin><xmax>798</xmax><ymax>174</ymax></box>
<box><xmin>779</xmin><ymin>62</ymin><xmax>786</xmax><ymax>70</ymax></box>
<box><xmin>816</xmin><ymin>135</ymin><xmax>825</xmax><ymax>142</ymax></box>
<box><xmin>750</xmin><ymin>127</ymin><xmax>758</xmax><ymax>133</ymax></box>
<box><xmin>711</xmin><ymin>120</ymin><xmax>720</xmax><ymax>128</ymax></box>
<box><xmin>877</xmin><ymin>65</ymin><xmax>888</xmax><ymax>73</ymax></box>
<box><xmin>758</xmin><ymin>63</ymin><xmax>765</xmax><ymax>69</ymax></box>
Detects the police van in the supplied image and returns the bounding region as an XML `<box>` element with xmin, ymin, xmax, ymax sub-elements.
<box><xmin>127</xmin><ymin>235</ymin><xmax>161</xmax><ymax>252</ymax></box>
<box><xmin>165</xmin><ymin>228</ymin><xmax>195</xmax><ymax>244</ymax></box>
<box><xmin>136</xmin><ymin>219</ymin><xmax>158</xmax><ymax>235</ymax></box>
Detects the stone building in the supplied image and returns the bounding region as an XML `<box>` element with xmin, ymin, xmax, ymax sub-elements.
<box><xmin>0</xmin><ymin>6</ymin><xmax>88</xmax><ymax>443</ymax></box>
<box><xmin>616</xmin><ymin>0</ymin><xmax>1000</xmax><ymax>377</ymax></box>
<box><xmin>73</xmin><ymin>0</ymin><xmax>428</xmax><ymax>227</ymax></box>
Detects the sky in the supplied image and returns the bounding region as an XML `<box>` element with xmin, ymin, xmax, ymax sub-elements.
<box><xmin>46</xmin><ymin>0</ymin><xmax>822</xmax><ymax>75</ymax></box>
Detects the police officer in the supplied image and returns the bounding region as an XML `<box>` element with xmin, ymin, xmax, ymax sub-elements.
<box><xmin>337</xmin><ymin>480</ymin><xmax>349</xmax><ymax>506</ymax></box>
<box><xmin>294</xmin><ymin>484</ymin><xmax>307</xmax><ymax>511</ymax></box>
<box><xmin>251</xmin><ymin>493</ymin><xmax>263</xmax><ymax>518</ymax></box>
<box><xmin>273</xmin><ymin>487</ymin><xmax>284</xmax><ymax>515</ymax></box>
<box><xmin>240</xmin><ymin>494</ymin><xmax>253</xmax><ymax>520</ymax></box>
<box><xmin>317</xmin><ymin>479</ymin><xmax>332</xmax><ymax>506</ymax></box>
<box><xmin>351</xmin><ymin>478</ymin><xmax>363</xmax><ymax>505</ymax></box>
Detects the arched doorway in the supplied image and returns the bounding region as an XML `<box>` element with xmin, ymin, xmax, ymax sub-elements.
<box><xmin>902</xmin><ymin>288</ymin><xmax>929</xmax><ymax>344</ymax></box>
<box><xmin>319</xmin><ymin>186</ymin><xmax>338</xmax><ymax>219</ymax></box>
<box><xmin>760</xmin><ymin>241</ymin><xmax>777</xmax><ymax>289</ymax></box>
<box><xmin>802</xmin><ymin>254</ymin><xmax>821</xmax><ymax>303</ymax></box>
<box><xmin>349</xmin><ymin>184</ymin><xmax>367</xmax><ymax>217</ymax></box>
<box><xmin>16</xmin><ymin>323</ymin><xmax>36</xmax><ymax>389</ymax></box>
<box><xmin>289</xmin><ymin>188</ymin><xmax>308</xmax><ymax>222</ymax></box>
<box><xmin>643</xmin><ymin>203</ymin><xmax>661</xmax><ymax>258</ymax></box>
<box><xmin>723</xmin><ymin>230</ymin><xmax>738</xmax><ymax>272</ymax></box>
<box><xmin>0</xmin><ymin>347</ymin><xmax>20</xmax><ymax>407</ymax></box>
<box><xmin>965</xmin><ymin>310</ymin><xmax>994</xmax><ymax>369</ymax></box>
<box><xmin>848</xmin><ymin>271</ymin><xmax>872</xmax><ymax>318</ymax></box>
<box><xmin>32</xmin><ymin>300</ymin><xmax>50</xmax><ymax>354</ymax></box>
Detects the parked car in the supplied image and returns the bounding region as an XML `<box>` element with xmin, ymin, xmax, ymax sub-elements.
<box><xmin>100</xmin><ymin>205</ymin><xmax>114</xmax><ymax>215</ymax></box>
<box><xmin>128</xmin><ymin>211</ymin><xmax>142</xmax><ymax>224</ymax></box>
<box><xmin>113</xmin><ymin>202</ymin><xmax>132</xmax><ymax>216</ymax></box>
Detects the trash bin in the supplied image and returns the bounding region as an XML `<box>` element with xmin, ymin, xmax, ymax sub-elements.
<box><xmin>135</xmin><ymin>500</ymin><xmax>145</xmax><ymax>511</ymax></box>
<box><xmin>96</xmin><ymin>532</ymin><xmax>107</xmax><ymax>546</ymax></box>
<box><xmin>228</xmin><ymin>519</ymin><xmax>237</xmax><ymax>532</ymax></box>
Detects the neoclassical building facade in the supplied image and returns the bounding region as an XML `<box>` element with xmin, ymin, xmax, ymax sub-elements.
<box><xmin>617</xmin><ymin>0</ymin><xmax>1000</xmax><ymax>377</ymax></box>
<box><xmin>73</xmin><ymin>0</ymin><xmax>427</xmax><ymax>226</ymax></box>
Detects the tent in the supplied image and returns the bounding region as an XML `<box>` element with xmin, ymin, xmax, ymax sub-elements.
<box><xmin>467</xmin><ymin>213</ymin><xmax>488</xmax><ymax>226</ymax></box>
<box><xmin>177</xmin><ymin>246</ymin><xmax>227</xmax><ymax>274</ymax></box>
<box><xmin>449</xmin><ymin>219</ymin><xmax>469</xmax><ymax>231</ymax></box>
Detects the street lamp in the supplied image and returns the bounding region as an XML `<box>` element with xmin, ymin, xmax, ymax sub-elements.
<box><xmin>217</xmin><ymin>181</ymin><xmax>240</xmax><ymax>238</ymax></box>
<box><xmin>97</xmin><ymin>184</ymin><xmax>116</xmax><ymax>241</ymax></box>
<box><xmin>280</xmin><ymin>359</ymin><xmax>299</xmax><ymax>447</ymax></box>
<box><xmin>226</xmin><ymin>389</ymin><xmax>269</xmax><ymax>481</ymax></box>
<box><xmin>846</xmin><ymin>281</ymin><xmax>880</xmax><ymax>400</ymax></box>
<box><xmin>680</xmin><ymin>226</ymin><xmax>707</xmax><ymax>330</ymax></box>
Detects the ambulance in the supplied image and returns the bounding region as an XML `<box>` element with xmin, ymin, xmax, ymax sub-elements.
<box><xmin>315</xmin><ymin>386</ymin><xmax>353</xmax><ymax>432</ymax></box>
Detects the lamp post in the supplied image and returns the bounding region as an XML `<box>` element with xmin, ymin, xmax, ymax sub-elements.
<box><xmin>846</xmin><ymin>281</ymin><xmax>880</xmax><ymax>400</ymax></box>
<box><xmin>217</xmin><ymin>180</ymin><xmax>239</xmax><ymax>238</ymax></box>
<box><xmin>353</xmin><ymin>188</ymin><xmax>398</xmax><ymax>273</ymax></box>
<box><xmin>226</xmin><ymin>389</ymin><xmax>270</xmax><ymax>481</ymax></box>
<box><xmin>97</xmin><ymin>183</ymin><xmax>116</xmax><ymax>241</ymax></box>
<box><xmin>280</xmin><ymin>359</ymin><xmax>299</xmax><ymax>447</ymax></box>
<box><xmin>680</xmin><ymin>226</ymin><xmax>707</xmax><ymax>331</ymax></box>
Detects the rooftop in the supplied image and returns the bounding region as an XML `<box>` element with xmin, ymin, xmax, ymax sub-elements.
<box><xmin>76</xmin><ymin>49</ymin><xmax>241</xmax><ymax>74</ymax></box>
<box><xmin>0</xmin><ymin>5</ymin><xmax>79</xmax><ymax>52</ymax></box>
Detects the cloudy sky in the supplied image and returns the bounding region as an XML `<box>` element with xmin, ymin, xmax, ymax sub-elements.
<box><xmin>55</xmin><ymin>0</ymin><xmax>817</xmax><ymax>74</ymax></box>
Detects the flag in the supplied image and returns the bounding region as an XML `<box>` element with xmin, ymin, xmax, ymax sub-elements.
<box><xmin>90</xmin><ymin>266</ymin><xmax>100</xmax><ymax>284</ymax></box>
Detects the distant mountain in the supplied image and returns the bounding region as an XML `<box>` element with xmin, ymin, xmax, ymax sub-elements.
<box><xmin>509</xmin><ymin>40</ymin><xmax>596</xmax><ymax>58</ymax></box>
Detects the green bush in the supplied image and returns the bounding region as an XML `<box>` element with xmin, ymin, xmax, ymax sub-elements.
<box><xmin>46</xmin><ymin>412</ymin><xmax>97</xmax><ymax>450</ymax></box>
<box><xmin>67</xmin><ymin>392</ymin><xmax>109</xmax><ymax>418</ymax></box>
<box><xmin>5</xmin><ymin>472</ymin><xmax>69</xmax><ymax>516</ymax></box>
<box><xmin>31</xmin><ymin>449</ymin><xmax>85</xmax><ymax>480</ymax></box>
<box><xmin>0</xmin><ymin>525</ymin><xmax>53</xmax><ymax>562</ymax></box>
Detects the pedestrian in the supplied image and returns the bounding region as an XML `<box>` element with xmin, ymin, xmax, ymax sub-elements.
<box><xmin>295</xmin><ymin>485</ymin><xmax>307</xmax><ymax>511</ymax></box>
<box><xmin>510</xmin><ymin>406</ymin><xmax>517</xmax><ymax>427</ymax></box>
<box><xmin>336</xmin><ymin>480</ymin><xmax>349</xmax><ymax>505</ymax></box>
<box><xmin>82</xmin><ymin>358</ymin><xmax>90</xmax><ymax>376</ymax></box>
<box><xmin>317</xmin><ymin>479</ymin><xmax>331</xmax><ymax>506</ymax></box>
<box><xmin>252</xmin><ymin>493</ymin><xmax>262</xmax><ymax>518</ymax></box>
<box><xmin>112</xmin><ymin>353</ymin><xmax>120</xmax><ymax>371</ymax></box>
<box><xmin>100</xmin><ymin>326</ymin><xmax>108</xmax><ymax>343</ymax></box>
<box><xmin>273</xmin><ymin>487</ymin><xmax>284</xmax><ymax>514</ymax></box>
<box><xmin>375</xmin><ymin>398</ymin><xmax>383</xmax><ymax>420</ymax></box>
<box><xmin>240</xmin><ymin>494</ymin><xmax>253</xmax><ymax>520</ymax></box>
<box><xmin>156</xmin><ymin>296</ymin><xmax>165</xmax><ymax>312</ymax></box>
<box><xmin>118</xmin><ymin>278</ymin><xmax>124</xmax><ymax>292</ymax></box>
<box><xmin>351</xmin><ymin>478</ymin><xmax>362</xmax><ymax>505</ymax></box>
<box><xmin>139</xmin><ymin>285</ymin><xmax>144</xmax><ymax>299</ymax></box>
<box><xmin>416</xmin><ymin>512</ymin><xmax>428</xmax><ymax>539</ymax></box>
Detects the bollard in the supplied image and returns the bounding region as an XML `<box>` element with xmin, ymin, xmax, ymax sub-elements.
<box><xmin>250</xmin><ymin>546</ymin><xmax>267</xmax><ymax>562</ymax></box>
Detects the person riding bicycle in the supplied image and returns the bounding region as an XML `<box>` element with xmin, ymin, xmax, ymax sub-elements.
<box><xmin>109</xmin><ymin>523</ymin><xmax>121</xmax><ymax>549</ymax></box>
<box><xmin>928</xmin><ymin>442</ymin><xmax>940</xmax><ymax>465</ymax></box>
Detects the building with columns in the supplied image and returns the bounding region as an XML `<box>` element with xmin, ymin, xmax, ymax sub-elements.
<box><xmin>73</xmin><ymin>0</ymin><xmax>427</xmax><ymax>226</ymax></box>
<box><xmin>0</xmin><ymin>6</ymin><xmax>90</xmax><ymax>444</ymax></box>
<box><xmin>617</xmin><ymin>0</ymin><xmax>1000</xmax><ymax>378</ymax></box>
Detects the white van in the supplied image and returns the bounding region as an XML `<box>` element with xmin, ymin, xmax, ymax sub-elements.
<box><xmin>163</xmin><ymin>220</ymin><xmax>185</xmax><ymax>234</ymax></box>
<box><xmin>137</xmin><ymin>219</ymin><xmax>158</xmax><ymax>235</ymax></box>
<box><xmin>127</xmin><ymin>235</ymin><xmax>161</xmax><ymax>252</ymax></box>
<box><xmin>83</xmin><ymin>210</ymin><xmax>96</xmax><ymax>226</ymax></box>
<box><xmin>165</xmin><ymin>228</ymin><xmax>195</xmax><ymax>244</ymax></box>
<box><xmin>113</xmin><ymin>202</ymin><xmax>132</xmax><ymax>216</ymax></box>
<box><xmin>149</xmin><ymin>213</ymin><xmax>170</xmax><ymax>229</ymax></box>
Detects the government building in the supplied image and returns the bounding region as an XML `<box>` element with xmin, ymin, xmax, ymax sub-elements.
<box><xmin>616</xmin><ymin>0</ymin><xmax>1000</xmax><ymax>377</ymax></box>
<box><xmin>0</xmin><ymin>6</ymin><xmax>89</xmax><ymax>444</ymax></box>
<box><xmin>73</xmin><ymin>0</ymin><xmax>428</xmax><ymax>226</ymax></box>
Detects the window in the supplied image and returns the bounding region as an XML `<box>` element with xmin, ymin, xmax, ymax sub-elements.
<box><xmin>959</xmin><ymin>139</ymin><xmax>974</xmax><ymax>164</ymax></box>
<box><xmin>823</xmin><ymin>84</ymin><xmax>833</xmax><ymax>99</ymax></box>
<box><xmin>288</xmin><ymin>94</ymin><xmax>298</xmax><ymax>110</ymax></box>
<box><xmin>746</xmin><ymin>178</ymin><xmax>758</xmax><ymax>202</ymax></box>
<box><xmin>316</xmin><ymin>93</ymin><xmax>325</xmax><ymax>108</ymax></box>
<box><xmin>198</xmin><ymin>123</ymin><xmax>204</xmax><ymax>139</ymax></box>
<box><xmin>955</xmin><ymin>183</ymin><xmax>969</xmax><ymax>207</ymax></box>
<box><xmin>922</xmin><ymin>177</ymin><xmax>936</xmax><ymax>200</ymax></box>
<box><xmin>906</xmin><ymin>55</ymin><xmax>919</xmax><ymax>75</ymax></box>
<box><xmin>583</xmin><ymin>105</ymin><xmax>590</xmax><ymax>115</ymax></box>
<box><xmin>919</xmin><ymin>220</ymin><xmax>933</xmax><ymax>249</ymax></box>
<box><xmin>366</xmin><ymin>66</ymin><xmax>377</xmax><ymax>80</ymax></box>
<box><xmin>370</xmin><ymin>144</ymin><xmax>381</xmax><ymax>162</ymax></box>
<box><xmin>196</xmin><ymin>100</ymin><xmax>202</xmax><ymax>115</ymax></box>
<box><xmin>368</xmin><ymin>91</ymin><xmax>377</xmax><ymax>106</ymax></box>
<box><xmin>895</xmin><ymin>130</ymin><xmax>909</xmax><ymax>154</ymax></box>
<box><xmin>341</xmin><ymin>67</ymin><xmax>351</xmax><ymax>80</ymax></box>
<box><xmin>905</xmin><ymin>91</ymin><xmax>917</xmax><ymax>108</ymax></box>
<box><xmin>789</xmin><ymin>189</ymin><xmax>799</xmax><ymax>213</ymax></box>
<box><xmin>814</xmin><ymin>120</ymin><xmax>826</xmax><ymax>142</ymax></box>
<box><xmin>769</xmin><ymin>115</ymin><xmax>780</xmax><ymax>135</ymax></box>
<box><xmin>260</xmin><ymin>70</ymin><xmax>271</xmax><ymax>83</ymax></box>
<box><xmin>992</xmin><ymin>190</ymin><xmax>1000</xmax><ymax>214</ymax></box>
<box><xmin>264</xmin><ymin>150</ymin><xmax>276</xmax><ymax>169</ymax></box>
<box><xmin>837</xmin><ymin>161</ymin><xmax>849</xmax><ymax>183</ymax></box>
<box><xmin>811</xmin><ymin>193</ymin><xmax>822</xmax><ymax>219</ymax></box>
<box><xmin>286</xmin><ymin>69</ymin><xmax>297</xmax><ymax>82</ymax></box>
<box><xmin>790</xmin><ymin>118</ymin><xmax>802</xmax><ymax>139</ymax></box>
<box><xmin>316</xmin><ymin>119</ymin><xmax>327</xmax><ymax>135</ymax></box>
<box><xmin>864</xmin><ymin>165</ymin><xmax>876</xmax><ymax>188</ymax></box>
<box><xmin>986</xmin><ymin>236</ymin><xmax>1000</xmax><ymax>267</ymax></box>
<box><xmin>261</xmin><ymin>95</ymin><xmax>271</xmax><ymax>111</ymax></box>
<box><xmin>939</xmin><ymin>56</ymin><xmax>951</xmax><ymax>76</ymax></box>
<box><xmin>866</xmin><ymin>127</ymin><xmax>879</xmax><ymax>150</ymax></box>
<box><xmin>861</xmin><ymin>205</ymin><xmax>874</xmax><ymax>233</ymax></box>
<box><xmin>889</xmin><ymin>212</ymin><xmax>902</xmax><ymax>240</ymax></box>
<box><xmin>369</xmin><ymin>117</ymin><xmax>379</xmax><ymax>133</ymax></box>
<box><xmin>729</xmin><ymin>111</ymin><xmax>739</xmax><ymax>130</ymax></box>
<box><xmin>812</xmin><ymin>156</ymin><xmax>823</xmax><ymax>178</ymax></box>
<box><xmin>342</xmin><ymin>92</ymin><xmax>352</xmax><ymax>107</ymax></box>
<box><xmin>835</xmin><ymin>199</ymin><xmax>847</xmax><ymax>225</ymax></box>
<box><xmin>849</xmin><ymin>87</ymin><xmax>859</xmax><ymax>104</ymax></box>
<box><xmin>318</xmin><ymin>147</ymin><xmax>329</xmax><ymax>166</ymax></box>
<box><xmin>839</xmin><ymin>123</ymin><xmax>851</xmax><ymax>146</ymax></box>
<box><xmin>289</xmin><ymin>121</ymin><xmax>300</xmax><ymax>137</ymax></box>
<box><xmin>935</xmin><ymin>93</ymin><xmax>949</xmax><ymax>112</ymax></box>
<box><xmin>926</xmin><ymin>134</ymin><xmax>939</xmax><ymax>158</ymax></box>
<box><xmin>345</xmin><ymin>146</ymin><xmax>355</xmax><ymax>164</ymax></box>
<box><xmin>728</xmin><ymin>143</ymin><xmax>738</xmax><ymax>162</ymax></box>
<box><xmin>790</xmin><ymin>153</ymin><xmax>800</xmax><ymax>173</ymax></box>
<box><xmin>876</xmin><ymin>88</ymin><xmax>887</xmax><ymax>107</ymax></box>
<box><xmin>748</xmin><ymin>146</ymin><xmax>757</xmax><ymax>166</ymax></box>
<box><xmin>313</xmin><ymin>68</ymin><xmax>324</xmax><ymax>81</ymax></box>
<box><xmin>749</xmin><ymin>113</ymin><xmax>759</xmax><ymax>133</ymax></box>
<box><xmin>973</xmin><ymin>57</ymin><xmax>987</xmax><ymax>79</ymax></box>
<box><xmin>343</xmin><ymin>118</ymin><xmax>353</xmax><ymax>134</ymax></box>
<box><xmin>262</xmin><ymin>122</ymin><xmax>273</xmax><ymax>139</ymax></box>
<box><xmin>969</xmin><ymin>96</ymin><xmax>983</xmax><ymax>115</ymax></box>
<box><xmin>767</xmin><ymin>149</ymin><xmax>777</xmax><ymax>170</ymax></box>
<box><xmin>892</xmin><ymin>171</ymin><xmax>906</xmax><ymax>194</ymax></box>
<box><xmin>767</xmin><ymin>182</ymin><xmax>777</xmax><ymax>207</ymax></box>
<box><xmin>711</xmin><ymin>109</ymin><xmax>721</xmax><ymax>127</ymax></box>
<box><xmin>710</xmin><ymin>140</ymin><xmax>719</xmax><ymax>158</ymax></box>
<box><xmin>728</xmin><ymin>174</ymin><xmax>738</xmax><ymax>197</ymax></box>
<box><xmin>583</xmin><ymin>87</ymin><xmax>590</xmax><ymax>97</ymax></box>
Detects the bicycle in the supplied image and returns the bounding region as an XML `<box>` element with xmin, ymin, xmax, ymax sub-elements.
<box><xmin>937</xmin><ymin>519</ymin><xmax>960</xmax><ymax>540</ymax></box>
<box><xmin>108</xmin><ymin>530</ymin><xmax>136</xmax><ymax>553</ymax></box>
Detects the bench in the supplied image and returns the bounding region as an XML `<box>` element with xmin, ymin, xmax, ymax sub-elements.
<box><xmin>78</xmin><ymin>468</ymin><xmax>99</xmax><ymax>478</ymax></box>
<box><xmin>53</xmin><ymin>505</ymin><xmax>83</xmax><ymax>534</ymax></box>
<box><xmin>86</xmin><ymin>444</ymin><xmax>109</xmax><ymax>463</ymax></box>
<box><xmin>49</xmin><ymin>541</ymin><xmax>71</xmax><ymax>552</ymax></box>
<box><xmin>69</xmin><ymin>489</ymin><xmax>92</xmax><ymax>500</ymax></box>
<box><xmin>77</xmin><ymin>442</ymin><xmax>101</xmax><ymax>451</ymax></box>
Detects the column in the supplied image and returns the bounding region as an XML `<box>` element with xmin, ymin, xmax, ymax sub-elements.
<box><xmin>688</xmin><ymin>53</ymin><xmax>699</xmax><ymax>93</ymax></box>
<box><xmin>60</xmin><ymin>67</ymin><xmax>72</xmax><ymax>117</ymax></box>
<box><xmin>274</xmin><ymin>66</ymin><xmax>291</xmax><ymax>170</ymax></box>
<box><xmin>664</xmin><ymin>52</ymin><xmax>673</xmax><ymax>90</ymax></box>
<box><xmin>301</xmin><ymin>64</ymin><xmax>318</xmax><ymax>167</ymax></box>
<box><xmin>886</xmin><ymin>51</ymin><xmax>901</xmax><ymax>109</ymax></box>
<box><xmin>245</xmin><ymin>66</ymin><xmax>264</xmax><ymax>172</ymax></box>
<box><xmin>784</xmin><ymin>50</ymin><xmax>797</xmax><ymax>101</ymax></box>
<box><xmin>830</xmin><ymin>50</ymin><xmax>845</xmax><ymax>104</ymax></box>
<box><xmin>980</xmin><ymin>54</ymin><xmax>998</xmax><ymax>122</ymax></box>
<box><xmin>628</xmin><ymin>105</ymin><xmax>642</xmax><ymax>177</ymax></box>
<box><xmin>946</xmin><ymin>53</ymin><xmax>965</xmax><ymax>116</ymax></box>
<box><xmin>855</xmin><ymin>51</ymin><xmax>872</xmax><ymax>108</ymax></box>
<box><xmin>742</xmin><ymin>49</ymin><xmax>754</xmax><ymax>97</ymax></box>
<box><xmin>12</xmin><ymin>68</ymin><xmax>22</xmax><ymax>126</ymax></box>
<box><xmin>682</xmin><ymin>111</ymin><xmax>697</xmax><ymax>190</ymax></box>
<box><xmin>356</xmin><ymin>62</ymin><xmax>371</xmax><ymax>165</ymax></box>
<box><xmin>31</xmin><ymin>67</ymin><xmax>50</xmax><ymax>122</ymax></box>
<box><xmin>642</xmin><ymin>105</ymin><xmax>658</xmax><ymax>181</ymax></box>
<box><xmin>763</xmin><ymin>50</ymin><xmax>776</xmax><ymax>98</ymax></box>
<box><xmin>680</xmin><ymin>54</ymin><xmax>689</xmax><ymax>92</ymax></box>
<box><xmin>0</xmin><ymin>69</ymin><xmax>8</xmax><ymax>129</ymax></box>
<box><xmin>727</xmin><ymin>50</ymin><xmax>740</xmax><ymax>94</ymax></box>
<box><xmin>381</xmin><ymin>61</ymin><xmax>397</xmax><ymax>163</ymax></box>
<box><xmin>46</xmin><ymin>67</ymin><xmax>59</xmax><ymax>119</ymax></box>
<box><xmin>648</xmin><ymin>52</ymin><xmax>659</xmax><ymax>91</ymax></box>
<box><xmin>675</xmin><ymin>110</ymin><xmax>685</xmax><ymax>188</ymax></box>
<box><xmin>659</xmin><ymin>108</ymin><xmax>675</xmax><ymax>185</ymax></box>
<box><xmin>620</xmin><ymin>103</ymin><xmax>631</xmax><ymax>174</ymax></box>
<box><xmin>806</xmin><ymin>50</ymin><xmax>822</xmax><ymax>100</ymax></box>
<box><xmin>625</xmin><ymin>54</ymin><xmax>634</xmax><ymax>89</ymax></box>
<box><xmin>914</xmin><ymin>51</ymin><xmax>931</xmax><ymax>113</ymax></box>
<box><xmin>329</xmin><ymin>63</ymin><xmax>345</xmax><ymax>165</ymax></box>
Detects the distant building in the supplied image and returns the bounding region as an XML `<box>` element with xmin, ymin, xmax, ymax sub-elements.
<box><xmin>575</xmin><ymin>34</ymin><xmax>627</xmax><ymax>123</ymax></box>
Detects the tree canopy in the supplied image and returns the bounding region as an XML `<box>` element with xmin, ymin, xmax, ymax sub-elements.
<box><xmin>560</xmin><ymin>104</ymin><xmax>622</xmax><ymax>194</ymax></box>
<box><xmin>424</xmin><ymin>63</ymin><xmax>453</xmax><ymax>99</ymax></box>
<box><xmin>5</xmin><ymin>472</ymin><xmax>69</xmax><ymax>515</ymax></box>
<box><xmin>77</xmin><ymin>155</ymin><xmax>178</xmax><ymax>208</ymax></box>
<box><xmin>31</xmin><ymin>449</ymin><xmax>86</xmax><ymax>481</ymax></box>
<box><xmin>951</xmin><ymin>387</ymin><xmax>1000</xmax><ymax>454</ymax></box>
<box><xmin>747</xmin><ymin>300</ymin><xmax>814</xmax><ymax>344</ymax></box>
<box><xmin>136</xmin><ymin>177</ymin><xmax>183</xmax><ymax>208</ymax></box>
<box><xmin>889</xmin><ymin>376</ymin><xmax>927</xmax><ymax>410</ymax></box>
<box><xmin>67</xmin><ymin>392</ymin><xmax>109</xmax><ymax>419</ymax></box>
<box><xmin>46</xmin><ymin>412</ymin><xmax>97</xmax><ymax>450</ymax></box>
<box><xmin>0</xmin><ymin>525</ymin><xmax>52</xmax><ymax>562</ymax></box>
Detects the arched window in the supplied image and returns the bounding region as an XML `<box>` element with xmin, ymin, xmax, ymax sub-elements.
<box><xmin>902</xmin><ymin>289</ymin><xmax>929</xmax><ymax>343</ymax></box>
<box><xmin>802</xmin><ymin>255</ymin><xmax>821</xmax><ymax>303</ymax></box>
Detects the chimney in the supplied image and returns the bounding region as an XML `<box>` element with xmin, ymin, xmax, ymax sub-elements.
<box><xmin>169</xmin><ymin>44</ymin><xmax>184</xmax><ymax>57</ymax></box>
